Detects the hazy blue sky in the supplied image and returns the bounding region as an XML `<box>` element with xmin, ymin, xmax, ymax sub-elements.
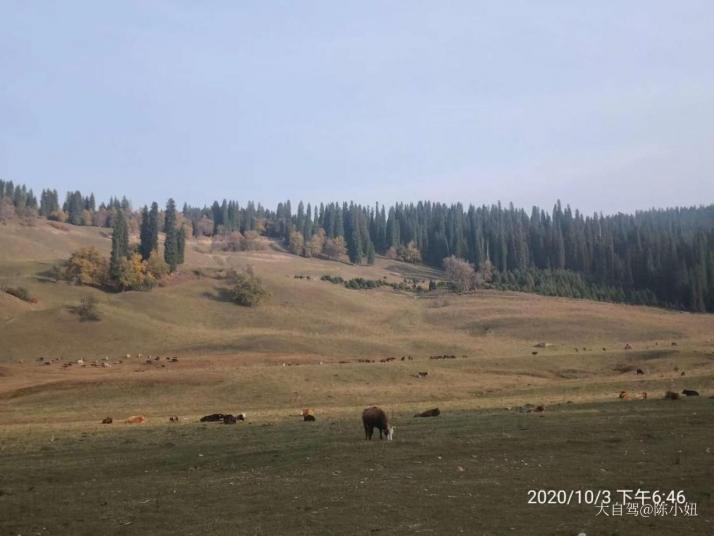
<box><xmin>1</xmin><ymin>1</ymin><xmax>713</xmax><ymax>214</ymax></box>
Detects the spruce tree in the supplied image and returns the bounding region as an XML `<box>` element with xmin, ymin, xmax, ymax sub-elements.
<box><xmin>346</xmin><ymin>207</ymin><xmax>362</xmax><ymax>264</ymax></box>
<box><xmin>177</xmin><ymin>226</ymin><xmax>186</xmax><ymax>265</ymax></box>
<box><xmin>110</xmin><ymin>209</ymin><xmax>129</xmax><ymax>281</ymax></box>
<box><xmin>139</xmin><ymin>206</ymin><xmax>152</xmax><ymax>260</ymax></box>
<box><xmin>149</xmin><ymin>202</ymin><xmax>160</xmax><ymax>253</ymax></box>
<box><xmin>367</xmin><ymin>242</ymin><xmax>376</xmax><ymax>265</ymax></box>
<box><xmin>164</xmin><ymin>199</ymin><xmax>178</xmax><ymax>272</ymax></box>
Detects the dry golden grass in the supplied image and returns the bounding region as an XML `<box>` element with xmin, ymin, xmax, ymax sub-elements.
<box><xmin>1</xmin><ymin>220</ymin><xmax>714</xmax><ymax>427</ymax></box>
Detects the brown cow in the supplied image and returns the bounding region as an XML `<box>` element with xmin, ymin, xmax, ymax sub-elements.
<box><xmin>101</xmin><ymin>417</ymin><xmax>113</xmax><ymax>424</ymax></box>
<box><xmin>362</xmin><ymin>406</ymin><xmax>394</xmax><ymax>440</ymax></box>
<box><xmin>126</xmin><ymin>415</ymin><xmax>146</xmax><ymax>424</ymax></box>
<box><xmin>618</xmin><ymin>391</ymin><xmax>630</xmax><ymax>400</ymax></box>
<box><xmin>169</xmin><ymin>416</ymin><xmax>179</xmax><ymax>423</ymax></box>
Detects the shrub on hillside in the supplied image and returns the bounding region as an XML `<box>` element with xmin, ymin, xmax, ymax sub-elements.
<box><xmin>288</xmin><ymin>231</ymin><xmax>305</xmax><ymax>256</ymax></box>
<box><xmin>241</xmin><ymin>230</ymin><xmax>266</xmax><ymax>251</ymax></box>
<box><xmin>323</xmin><ymin>236</ymin><xmax>347</xmax><ymax>260</ymax></box>
<box><xmin>146</xmin><ymin>250</ymin><xmax>169</xmax><ymax>279</ymax></box>
<box><xmin>443</xmin><ymin>255</ymin><xmax>476</xmax><ymax>292</ymax></box>
<box><xmin>211</xmin><ymin>231</ymin><xmax>266</xmax><ymax>252</ymax></box>
<box><xmin>305</xmin><ymin>228</ymin><xmax>326</xmax><ymax>257</ymax></box>
<box><xmin>115</xmin><ymin>253</ymin><xmax>158</xmax><ymax>291</ymax></box>
<box><xmin>3</xmin><ymin>286</ymin><xmax>37</xmax><ymax>303</ymax></box>
<box><xmin>0</xmin><ymin>198</ymin><xmax>16</xmax><ymax>222</ymax></box>
<box><xmin>63</xmin><ymin>247</ymin><xmax>109</xmax><ymax>287</ymax></box>
<box><xmin>397</xmin><ymin>241</ymin><xmax>421</xmax><ymax>263</ymax></box>
<box><xmin>343</xmin><ymin>277</ymin><xmax>389</xmax><ymax>290</ymax></box>
<box><xmin>320</xmin><ymin>274</ymin><xmax>344</xmax><ymax>284</ymax></box>
<box><xmin>230</xmin><ymin>272</ymin><xmax>269</xmax><ymax>307</ymax></box>
<box><xmin>77</xmin><ymin>295</ymin><xmax>100</xmax><ymax>321</ymax></box>
<box><xmin>47</xmin><ymin>210</ymin><xmax>68</xmax><ymax>222</ymax></box>
<box><xmin>212</xmin><ymin>231</ymin><xmax>244</xmax><ymax>252</ymax></box>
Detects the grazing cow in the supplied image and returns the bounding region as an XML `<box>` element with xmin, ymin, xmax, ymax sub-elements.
<box><xmin>414</xmin><ymin>408</ymin><xmax>440</xmax><ymax>418</ymax></box>
<box><xmin>223</xmin><ymin>414</ymin><xmax>237</xmax><ymax>424</ymax></box>
<box><xmin>302</xmin><ymin>408</ymin><xmax>315</xmax><ymax>421</ymax></box>
<box><xmin>624</xmin><ymin>343</ymin><xmax>632</xmax><ymax>350</ymax></box>
<box><xmin>304</xmin><ymin>414</ymin><xmax>316</xmax><ymax>422</ymax></box>
<box><xmin>681</xmin><ymin>389</ymin><xmax>700</xmax><ymax>397</ymax></box>
<box><xmin>169</xmin><ymin>416</ymin><xmax>179</xmax><ymax>423</ymax></box>
<box><xmin>636</xmin><ymin>368</ymin><xmax>645</xmax><ymax>375</ymax></box>
<box><xmin>618</xmin><ymin>391</ymin><xmax>631</xmax><ymax>400</ymax></box>
<box><xmin>664</xmin><ymin>391</ymin><xmax>680</xmax><ymax>400</ymax></box>
<box><xmin>416</xmin><ymin>371</ymin><xmax>428</xmax><ymax>378</ymax></box>
<box><xmin>362</xmin><ymin>406</ymin><xmax>394</xmax><ymax>440</ymax></box>
<box><xmin>531</xmin><ymin>351</ymin><xmax>538</xmax><ymax>356</ymax></box>
<box><xmin>126</xmin><ymin>415</ymin><xmax>146</xmax><ymax>424</ymax></box>
<box><xmin>200</xmin><ymin>413</ymin><xmax>224</xmax><ymax>422</ymax></box>
<box><xmin>101</xmin><ymin>417</ymin><xmax>113</xmax><ymax>424</ymax></box>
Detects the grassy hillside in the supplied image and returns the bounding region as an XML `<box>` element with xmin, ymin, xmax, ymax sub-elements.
<box><xmin>1</xmin><ymin>220</ymin><xmax>713</xmax><ymax>424</ymax></box>
<box><xmin>2</xmin><ymin>220</ymin><xmax>713</xmax><ymax>364</ymax></box>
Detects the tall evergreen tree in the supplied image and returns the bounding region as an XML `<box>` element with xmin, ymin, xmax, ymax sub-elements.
<box><xmin>149</xmin><ymin>202</ymin><xmax>160</xmax><ymax>253</ymax></box>
<box><xmin>139</xmin><ymin>206</ymin><xmax>152</xmax><ymax>260</ymax></box>
<box><xmin>367</xmin><ymin>242</ymin><xmax>376</xmax><ymax>265</ymax></box>
<box><xmin>110</xmin><ymin>209</ymin><xmax>129</xmax><ymax>280</ymax></box>
<box><xmin>177</xmin><ymin>226</ymin><xmax>186</xmax><ymax>265</ymax></box>
<box><xmin>164</xmin><ymin>199</ymin><xmax>179</xmax><ymax>272</ymax></box>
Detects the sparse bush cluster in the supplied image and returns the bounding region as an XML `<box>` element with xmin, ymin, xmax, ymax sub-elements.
<box><xmin>227</xmin><ymin>269</ymin><xmax>269</xmax><ymax>307</ymax></box>
<box><xmin>443</xmin><ymin>256</ymin><xmax>494</xmax><ymax>293</ymax></box>
<box><xmin>77</xmin><ymin>295</ymin><xmax>101</xmax><ymax>321</ymax></box>
<box><xmin>63</xmin><ymin>247</ymin><xmax>109</xmax><ymax>287</ymax></box>
<box><xmin>3</xmin><ymin>286</ymin><xmax>37</xmax><ymax>303</ymax></box>
<box><xmin>319</xmin><ymin>274</ymin><xmax>436</xmax><ymax>292</ymax></box>
<box><xmin>320</xmin><ymin>274</ymin><xmax>344</xmax><ymax>284</ymax></box>
<box><xmin>288</xmin><ymin>229</ymin><xmax>348</xmax><ymax>261</ymax></box>
<box><xmin>211</xmin><ymin>231</ymin><xmax>266</xmax><ymax>252</ymax></box>
<box><xmin>60</xmin><ymin>246</ymin><xmax>169</xmax><ymax>291</ymax></box>
<box><xmin>114</xmin><ymin>252</ymin><xmax>168</xmax><ymax>291</ymax></box>
<box><xmin>55</xmin><ymin>198</ymin><xmax>185</xmax><ymax>293</ymax></box>
<box><xmin>344</xmin><ymin>277</ymin><xmax>388</xmax><ymax>290</ymax></box>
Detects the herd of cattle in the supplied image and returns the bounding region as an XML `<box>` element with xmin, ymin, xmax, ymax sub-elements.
<box><xmin>97</xmin><ymin>405</ymin><xmax>448</xmax><ymax>440</ymax></box>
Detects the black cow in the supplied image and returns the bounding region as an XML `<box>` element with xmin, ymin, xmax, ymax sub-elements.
<box><xmin>681</xmin><ymin>389</ymin><xmax>700</xmax><ymax>397</ymax></box>
<box><xmin>414</xmin><ymin>408</ymin><xmax>441</xmax><ymax>418</ymax></box>
<box><xmin>200</xmin><ymin>413</ymin><xmax>224</xmax><ymax>422</ymax></box>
